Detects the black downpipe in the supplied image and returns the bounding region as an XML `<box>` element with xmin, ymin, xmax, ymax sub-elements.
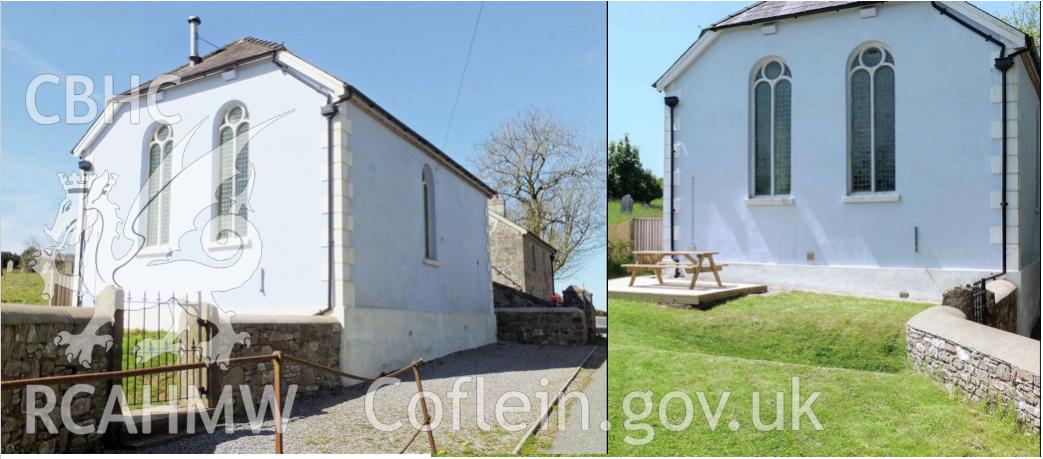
<box><xmin>271</xmin><ymin>57</ymin><xmax>347</xmax><ymax>315</ymax></box>
<box><xmin>321</xmin><ymin>101</ymin><xmax>337</xmax><ymax>314</ymax></box>
<box><xmin>75</xmin><ymin>159</ymin><xmax>93</xmax><ymax>306</ymax></box>
<box><xmin>664</xmin><ymin>96</ymin><xmax>680</xmax><ymax>276</ymax></box>
<box><xmin>932</xmin><ymin>1</ymin><xmax>1012</xmax><ymax>278</ymax></box>
<box><xmin>995</xmin><ymin>55</ymin><xmax>1012</xmax><ymax>278</ymax></box>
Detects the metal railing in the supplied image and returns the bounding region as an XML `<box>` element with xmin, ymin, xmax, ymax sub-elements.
<box><xmin>971</xmin><ymin>278</ymin><xmax>989</xmax><ymax>325</ymax></box>
<box><xmin>0</xmin><ymin>352</ymin><xmax>436</xmax><ymax>454</ymax></box>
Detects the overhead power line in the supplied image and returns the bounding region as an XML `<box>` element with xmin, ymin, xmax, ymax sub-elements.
<box><xmin>442</xmin><ymin>1</ymin><xmax>484</xmax><ymax>148</ymax></box>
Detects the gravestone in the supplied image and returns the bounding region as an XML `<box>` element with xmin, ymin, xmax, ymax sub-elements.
<box><xmin>5</xmin><ymin>259</ymin><xmax>13</xmax><ymax>273</ymax></box>
<box><xmin>620</xmin><ymin>194</ymin><xmax>634</xmax><ymax>214</ymax></box>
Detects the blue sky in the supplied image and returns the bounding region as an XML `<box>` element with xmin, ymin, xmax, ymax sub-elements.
<box><xmin>609</xmin><ymin>1</ymin><xmax>1024</xmax><ymax>175</ymax></box>
<box><xmin>1</xmin><ymin>1</ymin><xmax>607</xmax><ymax>307</ymax></box>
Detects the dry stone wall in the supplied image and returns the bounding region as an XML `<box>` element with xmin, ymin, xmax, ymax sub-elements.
<box><xmin>495</xmin><ymin>307</ymin><xmax>587</xmax><ymax>345</ymax></box>
<box><xmin>493</xmin><ymin>284</ymin><xmax>595</xmax><ymax>346</ymax></box>
<box><xmin>1</xmin><ymin>304</ymin><xmax>114</xmax><ymax>453</ymax></box>
<box><xmin>907</xmin><ymin>306</ymin><xmax>1040</xmax><ymax>431</ymax></box>
<box><xmin>213</xmin><ymin>314</ymin><xmax>341</xmax><ymax>413</ymax></box>
<box><xmin>1</xmin><ymin>301</ymin><xmax>344</xmax><ymax>453</ymax></box>
<box><xmin>563</xmin><ymin>286</ymin><xmax>596</xmax><ymax>340</ymax></box>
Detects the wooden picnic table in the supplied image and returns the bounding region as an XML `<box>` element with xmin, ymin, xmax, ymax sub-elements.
<box><xmin>623</xmin><ymin>250</ymin><xmax>726</xmax><ymax>289</ymax></box>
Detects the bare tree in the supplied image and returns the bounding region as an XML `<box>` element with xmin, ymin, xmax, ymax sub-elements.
<box><xmin>475</xmin><ymin>109</ymin><xmax>606</xmax><ymax>280</ymax></box>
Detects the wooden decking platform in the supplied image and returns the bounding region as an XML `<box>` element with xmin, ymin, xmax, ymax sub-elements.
<box><xmin>608</xmin><ymin>275</ymin><xmax>767</xmax><ymax>305</ymax></box>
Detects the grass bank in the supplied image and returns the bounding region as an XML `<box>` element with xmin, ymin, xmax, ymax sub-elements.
<box><xmin>608</xmin><ymin>291</ymin><xmax>1040</xmax><ymax>455</ymax></box>
<box><xmin>608</xmin><ymin>198</ymin><xmax>662</xmax><ymax>226</ymax></box>
<box><xmin>1</xmin><ymin>272</ymin><xmax>46</xmax><ymax>304</ymax></box>
<box><xmin>120</xmin><ymin>329</ymin><xmax>190</xmax><ymax>408</ymax></box>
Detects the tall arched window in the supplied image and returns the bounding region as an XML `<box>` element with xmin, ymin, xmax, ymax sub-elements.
<box><xmin>752</xmin><ymin>59</ymin><xmax>791</xmax><ymax>196</ymax></box>
<box><xmin>849</xmin><ymin>45</ymin><xmax>895</xmax><ymax>193</ymax></box>
<box><xmin>422</xmin><ymin>165</ymin><xmax>437</xmax><ymax>261</ymax></box>
<box><xmin>145</xmin><ymin>124</ymin><xmax>173</xmax><ymax>246</ymax></box>
<box><xmin>216</xmin><ymin>105</ymin><xmax>250</xmax><ymax>239</ymax></box>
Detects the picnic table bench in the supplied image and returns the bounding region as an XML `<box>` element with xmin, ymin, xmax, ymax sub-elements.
<box><xmin>621</xmin><ymin>250</ymin><xmax>726</xmax><ymax>289</ymax></box>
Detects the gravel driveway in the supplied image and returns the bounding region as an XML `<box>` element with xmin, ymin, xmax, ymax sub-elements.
<box><xmin>120</xmin><ymin>342</ymin><xmax>595</xmax><ymax>454</ymax></box>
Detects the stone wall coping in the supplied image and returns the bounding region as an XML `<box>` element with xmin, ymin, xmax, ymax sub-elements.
<box><xmin>493</xmin><ymin>281</ymin><xmax>557</xmax><ymax>308</ymax></box>
<box><xmin>231</xmin><ymin>313</ymin><xmax>341</xmax><ymax>325</ymax></box>
<box><xmin>908</xmin><ymin>306</ymin><xmax>1041</xmax><ymax>375</ymax></box>
<box><xmin>494</xmin><ymin>306</ymin><xmax>582</xmax><ymax>314</ymax></box>
<box><xmin>0</xmin><ymin>303</ymin><xmax>96</xmax><ymax>324</ymax></box>
<box><xmin>986</xmin><ymin>279</ymin><xmax>1016</xmax><ymax>303</ymax></box>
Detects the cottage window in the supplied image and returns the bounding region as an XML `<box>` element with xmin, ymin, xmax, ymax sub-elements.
<box><xmin>215</xmin><ymin>105</ymin><xmax>250</xmax><ymax>240</ymax></box>
<box><xmin>752</xmin><ymin>59</ymin><xmax>791</xmax><ymax>196</ymax></box>
<box><xmin>422</xmin><ymin>165</ymin><xmax>437</xmax><ymax>261</ymax></box>
<box><xmin>849</xmin><ymin>45</ymin><xmax>895</xmax><ymax>193</ymax></box>
<box><xmin>145</xmin><ymin>124</ymin><xmax>173</xmax><ymax>246</ymax></box>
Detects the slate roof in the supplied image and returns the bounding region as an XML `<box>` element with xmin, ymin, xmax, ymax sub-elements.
<box><xmin>710</xmin><ymin>1</ymin><xmax>878</xmax><ymax>30</ymax></box>
<box><xmin>105</xmin><ymin>35</ymin><xmax>496</xmax><ymax>196</ymax></box>
<box><xmin>655</xmin><ymin>1</ymin><xmax>1039</xmax><ymax>90</ymax></box>
<box><xmin>122</xmin><ymin>37</ymin><xmax>284</xmax><ymax>95</ymax></box>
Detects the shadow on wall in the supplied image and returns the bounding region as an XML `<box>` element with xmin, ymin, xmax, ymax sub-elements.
<box><xmin>706</xmin><ymin>194</ymin><xmax>947</xmax><ymax>270</ymax></box>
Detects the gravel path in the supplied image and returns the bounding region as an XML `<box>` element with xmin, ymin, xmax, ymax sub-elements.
<box><xmin>120</xmin><ymin>342</ymin><xmax>594</xmax><ymax>454</ymax></box>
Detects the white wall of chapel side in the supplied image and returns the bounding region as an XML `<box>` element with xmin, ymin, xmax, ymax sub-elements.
<box><xmin>1012</xmin><ymin>56</ymin><xmax>1041</xmax><ymax>335</ymax></box>
<box><xmin>660</xmin><ymin>3</ymin><xmax>1039</xmax><ymax>309</ymax></box>
<box><xmin>80</xmin><ymin>60</ymin><xmax>328</xmax><ymax>313</ymax></box>
<box><xmin>338</xmin><ymin>102</ymin><xmax>496</xmax><ymax>378</ymax></box>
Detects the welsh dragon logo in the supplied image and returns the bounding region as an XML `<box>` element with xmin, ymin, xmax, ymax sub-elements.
<box><xmin>34</xmin><ymin>111</ymin><xmax>292</xmax><ymax>369</ymax></box>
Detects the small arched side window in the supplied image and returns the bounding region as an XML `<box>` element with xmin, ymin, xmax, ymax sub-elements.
<box><xmin>849</xmin><ymin>45</ymin><xmax>895</xmax><ymax>193</ymax></box>
<box><xmin>216</xmin><ymin>105</ymin><xmax>250</xmax><ymax>239</ymax></box>
<box><xmin>752</xmin><ymin>59</ymin><xmax>792</xmax><ymax>196</ymax></box>
<box><xmin>422</xmin><ymin>165</ymin><xmax>437</xmax><ymax>261</ymax></box>
<box><xmin>145</xmin><ymin>124</ymin><xmax>173</xmax><ymax>246</ymax></box>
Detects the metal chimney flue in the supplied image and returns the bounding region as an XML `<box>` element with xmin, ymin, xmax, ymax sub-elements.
<box><xmin>188</xmin><ymin>16</ymin><xmax>202</xmax><ymax>65</ymax></box>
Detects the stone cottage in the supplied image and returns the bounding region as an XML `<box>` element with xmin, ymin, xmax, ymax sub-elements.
<box><xmin>488</xmin><ymin>198</ymin><xmax>556</xmax><ymax>300</ymax></box>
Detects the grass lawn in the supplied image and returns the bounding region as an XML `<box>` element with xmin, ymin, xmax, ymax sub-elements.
<box><xmin>1</xmin><ymin>271</ymin><xmax>187</xmax><ymax>406</ymax></box>
<box><xmin>608</xmin><ymin>198</ymin><xmax>662</xmax><ymax>226</ymax></box>
<box><xmin>120</xmin><ymin>329</ymin><xmax>191</xmax><ymax>408</ymax></box>
<box><xmin>1</xmin><ymin>271</ymin><xmax>48</xmax><ymax>305</ymax></box>
<box><xmin>608</xmin><ymin>291</ymin><xmax>1040</xmax><ymax>456</ymax></box>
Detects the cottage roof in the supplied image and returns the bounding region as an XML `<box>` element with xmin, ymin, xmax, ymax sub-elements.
<box><xmin>488</xmin><ymin>211</ymin><xmax>557</xmax><ymax>254</ymax></box>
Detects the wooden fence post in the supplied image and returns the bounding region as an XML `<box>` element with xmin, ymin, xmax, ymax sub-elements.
<box><xmin>412</xmin><ymin>364</ymin><xmax>437</xmax><ymax>454</ymax></box>
<box><xmin>272</xmin><ymin>352</ymin><xmax>284</xmax><ymax>454</ymax></box>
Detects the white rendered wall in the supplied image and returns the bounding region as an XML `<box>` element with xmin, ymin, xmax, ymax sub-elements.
<box><xmin>663</xmin><ymin>3</ymin><xmax>1010</xmax><ymax>293</ymax></box>
<box><xmin>1013</xmin><ymin>57</ymin><xmax>1041</xmax><ymax>335</ymax></box>
<box><xmin>80</xmin><ymin>60</ymin><xmax>328</xmax><ymax>314</ymax></box>
<box><xmin>340</xmin><ymin>102</ymin><xmax>495</xmax><ymax>377</ymax></box>
<box><xmin>346</xmin><ymin>103</ymin><xmax>493</xmax><ymax>314</ymax></box>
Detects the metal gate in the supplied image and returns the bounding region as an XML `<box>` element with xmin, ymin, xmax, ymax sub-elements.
<box><xmin>116</xmin><ymin>291</ymin><xmax>211</xmax><ymax>409</ymax></box>
<box><xmin>971</xmin><ymin>279</ymin><xmax>989</xmax><ymax>325</ymax></box>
